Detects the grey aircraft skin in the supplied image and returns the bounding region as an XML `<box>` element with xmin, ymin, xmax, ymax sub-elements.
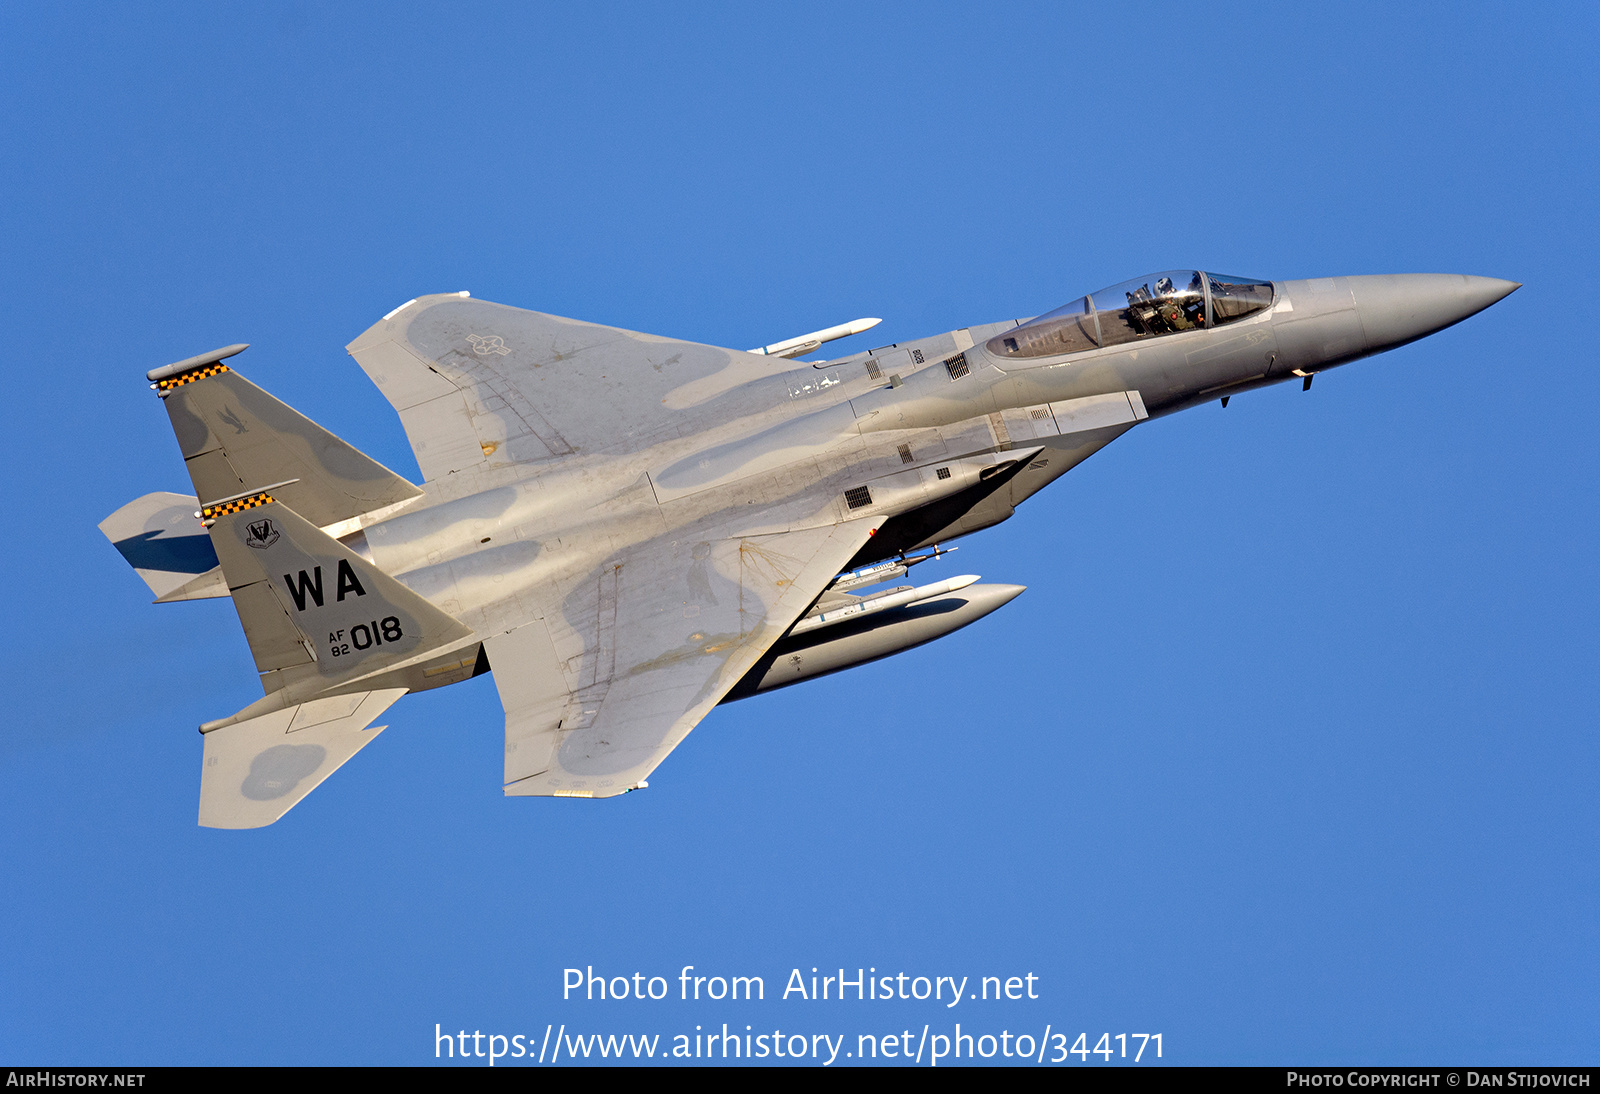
<box><xmin>100</xmin><ymin>271</ymin><xmax>1517</xmax><ymax>827</ymax></box>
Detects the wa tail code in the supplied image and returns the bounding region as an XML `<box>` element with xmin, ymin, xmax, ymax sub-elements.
<box><xmin>282</xmin><ymin>560</ymin><xmax>367</xmax><ymax>611</ymax></box>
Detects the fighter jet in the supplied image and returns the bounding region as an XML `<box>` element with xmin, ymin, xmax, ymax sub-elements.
<box><xmin>100</xmin><ymin>271</ymin><xmax>1517</xmax><ymax>827</ymax></box>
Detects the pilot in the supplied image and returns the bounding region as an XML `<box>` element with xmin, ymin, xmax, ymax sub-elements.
<box><xmin>1187</xmin><ymin>272</ymin><xmax>1207</xmax><ymax>325</ymax></box>
<box><xmin>1149</xmin><ymin>277</ymin><xmax>1197</xmax><ymax>333</ymax></box>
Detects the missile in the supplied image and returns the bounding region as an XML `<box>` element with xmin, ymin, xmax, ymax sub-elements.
<box><xmin>824</xmin><ymin>546</ymin><xmax>956</xmax><ymax>596</ymax></box>
<box><xmin>749</xmin><ymin>317</ymin><xmax>882</xmax><ymax>359</ymax></box>
<box><xmin>789</xmin><ymin>573</ymin><xmax>982</xmax><ymax>636</ymax></box>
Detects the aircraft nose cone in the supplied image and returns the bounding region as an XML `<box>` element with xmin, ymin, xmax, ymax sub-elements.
<box><xmin>1349</xmin><ymin>274</ymin><xmax>1520</xmax><ymax>353</ymax></box>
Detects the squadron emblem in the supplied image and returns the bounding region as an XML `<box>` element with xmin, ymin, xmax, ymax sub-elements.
<box><xmin>245</xmin><ymin>518</ymin><xmax>279</xmax><ymax>549</ymax></box>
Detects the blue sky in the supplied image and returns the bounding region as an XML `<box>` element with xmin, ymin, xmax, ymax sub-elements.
<box><xmin>1</xmin><ymin>1</ymin><xmax>1595</xmax><ymax>1066</ymax></box>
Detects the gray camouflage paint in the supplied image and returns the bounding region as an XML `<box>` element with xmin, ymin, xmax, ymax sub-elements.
<box><xmin>117</xmin><ymin>271</ymin><xmax>1518</xmax><ymax>824</ymax></box>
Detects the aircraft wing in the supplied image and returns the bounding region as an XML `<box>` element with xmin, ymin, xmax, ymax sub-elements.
<box><xmin>349</xmin><ymin>294</ymin><xmax>888</xmax><ymax>796</ymax></box>
<box><xmin>486</xmin><ymin>516</ymin><xmax>882</xmax><ymax>798</ymax></box>
<box><xmin>346</xmin><ymin>293</ymin><xmax>770</xmax><ymax>482</ymax></box>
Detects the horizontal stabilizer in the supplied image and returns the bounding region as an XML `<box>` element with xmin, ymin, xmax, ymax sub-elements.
<box><xmin>99</xmin><ymin>491</ymin><xmax>223</xmax><ymax>600</ymax></box>
<box><xmin>203</xmin><ymin>492</ymin><xmax>474</xmax><ymax>696</ymax></box>
<box><xmin>199</xmin><ymin>688</ymin><xmax>405</xmax><ymax>828</ymax></box>
<box><xmin>154</xmin><ymin>568</ymin><xmax>230</xmax><ymax>602</ymax></box>
<box><xmin>153</xmin><ymin>345</ymin><xmax>424</xmax><ymax>537</ymax></box>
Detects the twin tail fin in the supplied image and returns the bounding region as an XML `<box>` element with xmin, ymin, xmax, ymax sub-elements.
<box><xmin>202</xmin><ymin>489</ymin><xmax>473</xmax><ymax>697</ymax></box>
<box><xmin>151</xmin><ymin>344</ymin><xmax>423</xmax><ymax>537</ymax></box>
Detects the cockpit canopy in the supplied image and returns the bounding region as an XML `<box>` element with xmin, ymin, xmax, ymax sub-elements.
<box><xmin>987</xmin><ymin>271</ymin><xmax>1274</xmax><ymax>360</ymax></box>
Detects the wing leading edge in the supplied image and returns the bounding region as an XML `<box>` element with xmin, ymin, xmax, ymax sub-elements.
<box><xmin>485</xmin><ymin>518</ymin><xmax>883</xmax><ymax>798</ymax></box>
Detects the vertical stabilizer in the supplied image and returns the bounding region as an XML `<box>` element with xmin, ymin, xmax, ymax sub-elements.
<box><xmin>202</xmin><ymin>490</ymin><xmax>474</xmax><ymax>697</ymax></box>
<box><xmin>151</xmin><ymin>345</ymin><xmax>424</xmax><ymax>537</ymax></box>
